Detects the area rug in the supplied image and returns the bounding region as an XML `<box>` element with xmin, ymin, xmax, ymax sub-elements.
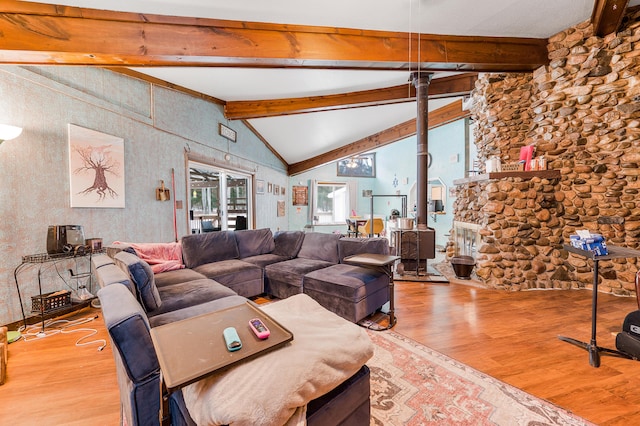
<box><xmin>366</xmin><ymin>330</ymin><xmax>594</xmax><ymax>426</ymax></box>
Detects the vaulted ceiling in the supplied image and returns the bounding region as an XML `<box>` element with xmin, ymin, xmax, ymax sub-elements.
<box><xmin>2</xmin><ymin>0</ymin><xmax>638</xmax><ymax>174</ymax></box>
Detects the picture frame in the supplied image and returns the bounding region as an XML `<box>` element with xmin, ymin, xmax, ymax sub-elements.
<box><xmin>256</xmin><ymin>179</ymin><xmax>265</xmax><ymax>194</ymax></box>
<box><xmin>281</xmin><ymin>187</ymin><xmax>286</xmax><ymax>196</ymax></box>
<box><xmin>267</xmin><ymin>182</ymin><xmax>273</xmax><ymax>193</ymax></box>
<box><xmin>277</xmin><ymin>200</ymin><xmax>285</xmax><ymax>217</ymax></box>
<box><xmin>292</xmin><ymin>185</ymin><xmax>308</xmax><ymax>206</ymax></box>
<box><xmin>274</xmin><ymin>184</ymin><xmax>280</xmax><ymax>195</ymax></box>
<box><xmin>337</xmin><ymin>153</ymin><xmax>376</xmax><ymax>178</ymax></box>
<box><xmin>219</xmin><ymin>123</ymin><xmax>237</xmax><ymax>142</ymax></box>
<box><xmin>68</xmin><ymin>124</ymin><xmax>125</xmax><ymax>208</ymax></box>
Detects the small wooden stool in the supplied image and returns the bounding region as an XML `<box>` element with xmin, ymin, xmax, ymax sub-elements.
<box><xmin>0</xmin><ymin>326</ymin><xmax>7</xmax><ymax>385</ymax></box>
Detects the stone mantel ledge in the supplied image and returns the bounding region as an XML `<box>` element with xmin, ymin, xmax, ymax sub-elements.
<box><xmin>453</xmin><ymin>170</ymin><xmax>561</xmax><ymax>186</ymax></box>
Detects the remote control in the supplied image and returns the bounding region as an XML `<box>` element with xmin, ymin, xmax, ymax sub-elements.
<box><xmin>223</xmin><ymin>327</ymin><xmax>242</xmax><ymax>352</ymax></box>
<box><xmin>249</xmin><ymin>318</ymin><xmax>270</xmax><ymax>339</ymax></box>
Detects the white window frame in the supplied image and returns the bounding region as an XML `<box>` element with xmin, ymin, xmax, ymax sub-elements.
<box><xmin>313</xmin><ymin>181</ymin><xmax>351</xmax><ymax>225</ymax></box>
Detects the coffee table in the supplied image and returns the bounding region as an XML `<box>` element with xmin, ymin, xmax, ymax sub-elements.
<box><xmin>150</xmin><ymin>301</ymin><xmax>293</xmax><ymax>390</ymax></box>
<box><xmin>343</xmin><ymin>253</ymin><xmax>400</xmax><ymax>329</ymax></box>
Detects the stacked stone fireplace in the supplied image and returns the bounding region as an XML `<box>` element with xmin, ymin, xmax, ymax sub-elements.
<box><xmin>449</xmin><ymin>8</ymin><xmax>640</xmax><ymax>296</ymax></box>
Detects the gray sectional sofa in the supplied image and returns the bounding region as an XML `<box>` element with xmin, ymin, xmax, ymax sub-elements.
<box><xmin>151</xmin><ymin>228</ymin><xmax>390</xmax><ymax>324</ymax></box>
<box><xmin>94</xmin><ymin>229</ymin><xmax>391</xmax><ymax>425</ymax></box>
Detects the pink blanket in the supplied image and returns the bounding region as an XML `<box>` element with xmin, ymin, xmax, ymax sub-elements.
<box><xmin>114</xmin><ymin>241</ymin><xmax>184</xmax><ymax>274</ymax></box>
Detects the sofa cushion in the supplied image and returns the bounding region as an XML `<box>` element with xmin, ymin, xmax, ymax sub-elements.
<box><xmin>92</xmin><ymin>253</ymin><xmax>115</xmax><ymax>269</ymax></box>
<box><xmin>304</xmin><ymin>264</ymin><xmax>388</xmax><ymax>301</ymax></box>
<box><xmin>181</xmin><ymin>294</ymin><xmax>374</xmax><ymax>426</ymax></box>
<box><xmin>148</xmin><ymin>295</ymin><xmax>247</xmax><ymax>328</ymax></box>
<box><xmin>297</xmin><ymin>233</ymin><xmax>341</xmax><ymax>264</ymax></box>
<box><xmin>264</xmin><ymin>257</ymin><xmax>334</xmax><ymax>291</ymax></box>
<box><xmin>93</xmin><ymin>262</ymin><xmax>136</xmax><ymax>295</ymax></box>
<box><xmin>148</xmin><ymin>278</ymin><xmax>238</xmax><ymax>317</ymax></box>
<box><xmin>303</xmin><ymin>264</ymin><xmax>390</xmax><ymax>323</ymax></box>
<box><xmin>272</xmin><ymin>231</ymin><xmax>305</xmax><ymax>258</ymax></box>
<box><xmin>154</xmin><ymin>268</ymin><xmax>207</xmax><ymax>288</ymax></box>
<box><xmin>115</xmin><ymin>251</ymin><xmax>162</xmax><ymax>312</ymax></box>
<box><xmin>181</xmin><ymin>231</ymin><xmax>239</xmax><ymax>268</ymax></box>
<box><xmin>338</xmin><ymin>237</ymin><xmax>389</xmax><ymax>262</ymax></box>
<box><xmin>193</xmin><ymin>259</ymin><xmax>263</xmax><ymax>290</ymax></box>
<box><xmin>241</xmin><ymin>253</ymin><xmax>291</xmax><ymax>269</ymax></box>
<box><xmin>235</xmin><ymin>228</ymin><xmax>275</xmax><ymax>259</ymax></box>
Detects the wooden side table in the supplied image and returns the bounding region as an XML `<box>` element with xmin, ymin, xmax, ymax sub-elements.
<box><xmin>343</xmin><ymin>253</ymin><xmax>400</xmax><ymax>329</ymax></box>
<box><xmin>560</xmin><ymin>244</ymin><xmax>640</xmax><ymax>367</ymax></box>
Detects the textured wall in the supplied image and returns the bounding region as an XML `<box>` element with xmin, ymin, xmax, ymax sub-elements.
<box><xmin>0</xmin><ymin>66</ymin><xmax>287</xmax><ymax>326</ymax></box>
<box><xmin>454</xmin><ymin>10</ymin><xmax>640</xmax><ymax>295</ymax></box>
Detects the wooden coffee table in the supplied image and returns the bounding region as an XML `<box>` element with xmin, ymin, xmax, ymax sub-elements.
<box><xmin>150</xmin><ymin>301</ymin><xmax>293</xmax><ymax>391</ymax></box>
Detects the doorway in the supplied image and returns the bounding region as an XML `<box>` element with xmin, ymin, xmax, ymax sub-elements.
<box><xmin>189</xmin><ymin>161</ymin><xmax>252</xmax><ymax>233</ymax></box>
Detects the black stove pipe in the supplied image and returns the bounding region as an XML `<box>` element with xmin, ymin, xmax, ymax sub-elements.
<box><xmin>411</xmin><ymin>72</ymin><xmax>433</xmax><ymax>230</ymax></box>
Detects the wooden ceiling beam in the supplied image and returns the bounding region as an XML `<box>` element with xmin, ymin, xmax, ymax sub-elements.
<box><xmin>288</xmin><ymin>99</ymin><xmax>468</xmax><ymax>175</ymax></box>
<box><xmin>591</xmin><ymin>0</ymin><xmax>630</xmax><ymax>37</ymax></box>
<box><xmin>225</xmin><ymin>73</ymin><xmax>477</xmax><ymax>119</ymax></box>
<box><xmin>0</xmin><ymin>1</ymin><xmax>547</xmax><ymax>71</ymax></box>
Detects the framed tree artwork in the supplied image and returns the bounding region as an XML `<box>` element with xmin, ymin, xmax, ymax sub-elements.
<box><xmin>68</xmin><ymin>124</ymin><xmax>125</xmax><ymax>208</ymax></box>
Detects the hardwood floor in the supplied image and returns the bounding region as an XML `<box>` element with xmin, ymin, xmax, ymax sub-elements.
<box><xmin>2</xmin><ymin>275</ymin><xmax>640</xmax><ymax>425</ymax></box>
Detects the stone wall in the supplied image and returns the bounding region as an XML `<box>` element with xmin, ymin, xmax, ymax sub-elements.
<box><xmin>453</xmin><ymin>8</ymin><xmax>640</xmax><ymax>295</ymax></box>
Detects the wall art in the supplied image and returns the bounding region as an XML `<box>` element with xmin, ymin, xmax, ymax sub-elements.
<box><xmin>68</xmin><ymin>124</ymin><xmax>125</xmax><ymax>208</ymax></box>
<box><xmin>292</xmin><ymin>185</ymin><xmax>308</xmax><ymax>206</ymax></box>
<box><xmin>337</xmin><ymin>153</ymin><xmax>376</xmax><ymax>178</ymax></box>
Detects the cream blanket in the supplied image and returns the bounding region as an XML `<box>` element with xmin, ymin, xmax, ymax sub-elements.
<box><xmin>182</xmin><ymin>294</ymin><xmax>374</xmax><ymax>426</ymax></box>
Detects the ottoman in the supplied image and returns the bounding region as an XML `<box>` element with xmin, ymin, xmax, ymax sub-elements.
<box><xmin>303</xmin><ymin>264</ymin><xmax>389</xmax><ymax>323</ymax></box>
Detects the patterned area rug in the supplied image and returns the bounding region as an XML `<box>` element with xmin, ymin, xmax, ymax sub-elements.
<box><xmin>367</xmin><ymin>330</ymin><xmax>594</xmax><ymax>426</ymax></box>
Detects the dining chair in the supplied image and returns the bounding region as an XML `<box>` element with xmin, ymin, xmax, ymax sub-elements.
<box><xmin>358</xmin><ymin>218</ymin><xmax>384</xmax><ymax>237</ymax></box>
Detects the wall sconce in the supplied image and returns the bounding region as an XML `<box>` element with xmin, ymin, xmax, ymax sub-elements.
<box><xmin>0</xmin><ymin>124</ymin><xmax>22</xmax><ymax>144</ymax></box>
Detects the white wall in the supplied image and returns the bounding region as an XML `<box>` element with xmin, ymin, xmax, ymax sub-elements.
<box><xmin>288</xmin><ymin>119</ymin><xmax>469</xmax><ymax>247</ymax></box>
<box><xmin>0</xmin><ymin>66</ymin><xmax>287</xmax><ymax>326</ymax></box>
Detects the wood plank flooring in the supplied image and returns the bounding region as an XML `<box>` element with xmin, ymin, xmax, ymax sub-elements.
<box><xmin>1</xmin><ymin>276</ymin><xmax>640</xmax><ymax>425</ymax></box>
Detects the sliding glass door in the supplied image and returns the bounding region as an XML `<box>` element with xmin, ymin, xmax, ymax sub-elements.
<box><xmin>189</xmin><ymin>161</ymin><xmax>252</xmax><ymax>232</ymax></box>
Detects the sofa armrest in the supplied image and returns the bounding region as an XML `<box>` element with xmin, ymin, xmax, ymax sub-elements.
<box><xmin>338</xmin><ymin>237</ymin><xmax>390</xmax><ymax>262</ymax></box>
<box><xmin>98</xmin><ymin>284</ymin><xmax>162</xmax><ymax>426</ymax></box>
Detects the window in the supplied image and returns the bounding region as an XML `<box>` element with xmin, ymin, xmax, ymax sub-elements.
<box><xmin>189</xmin><ymin>161</ymin><xmax>252</xmax><ymax>232</ymax></box>
<box><xmin>314</xmin><ymin>182</ymin><xmax>349</xmax><ymax>225</ymax></box>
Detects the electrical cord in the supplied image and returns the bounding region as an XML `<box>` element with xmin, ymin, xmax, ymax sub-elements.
<box><xmin>19</xmin><ymin>315</ymin><xmax>107</xmax><ymax>351</ymax></box>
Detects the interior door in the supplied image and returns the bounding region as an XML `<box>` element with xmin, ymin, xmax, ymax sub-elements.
<box><xmin>225</xmin><ymin>173</ymin><xmax>249</xmax><ymax>230</ymax></box>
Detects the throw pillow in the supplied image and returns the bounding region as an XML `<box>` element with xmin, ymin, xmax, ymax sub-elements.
<box><xmin>114</xmin><ymin>251</ymin><xmax>162</xmax><ymax>312</ymax></box>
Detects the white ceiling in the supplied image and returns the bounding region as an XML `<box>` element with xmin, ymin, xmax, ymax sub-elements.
<box><xmin>23</xmin><ymin>0</ymin><xmax>640</xmax><ymax>165</ymax></box>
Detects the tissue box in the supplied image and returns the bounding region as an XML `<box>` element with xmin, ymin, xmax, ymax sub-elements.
<box><xmin>570</xmin><ymin>233</ymin><xmax>608</xmax><ymax>256</ymax></box>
